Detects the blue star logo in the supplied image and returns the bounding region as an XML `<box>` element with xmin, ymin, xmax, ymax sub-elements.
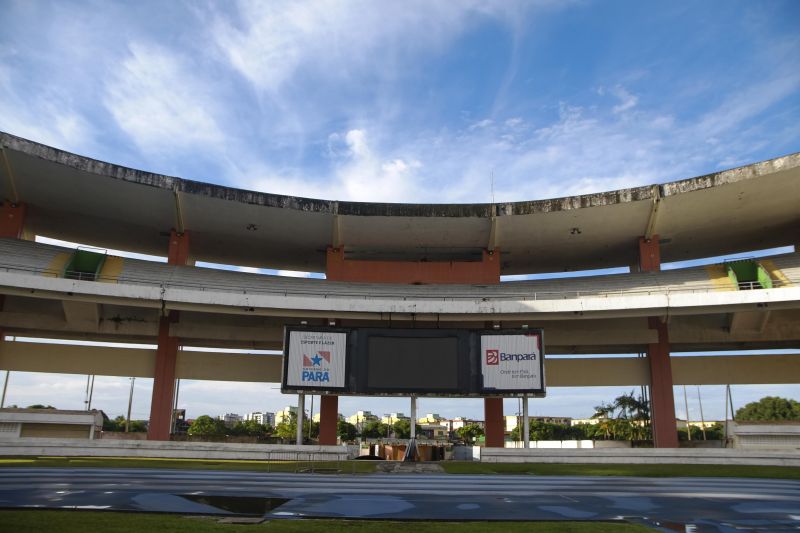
<box><xmin>311</xmin><ymin>355</ymin><xmax>323</xmax><ymax>366</ymax></box>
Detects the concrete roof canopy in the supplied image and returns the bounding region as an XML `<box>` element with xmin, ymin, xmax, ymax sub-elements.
<box><xmin>1</xmin><ymin>132</ymin><xmax>798</xmax><ymax>275</ymax></box>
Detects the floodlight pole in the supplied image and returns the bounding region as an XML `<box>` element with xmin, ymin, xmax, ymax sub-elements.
<box><xmin>522</xmin><ymin>396</ymin><xmax>529</xmax><ymax>449</ymax></box>
<box><xmin>87</xmin><ymin>375</ymin><xmax>95</xmax><ymax>411</ymax></box>
<box><xmin>0</xmin><ymin>370</ymin><xmax>9</xmax><ymax>408</ymax></box>
<box><xmin>410</xmin><ymin>396</ymin><xmax>417</xmax><ymax>440</ymax></box>
<box><xmin>683</xmin><ymin>385</ymin><xmax>691</xmax><ymax>441</ymax></box>
<box><xmin>696</xmin><ymin>386</ymin><xmax>707</xmax><ymax>440</ymax></box>
<box><xmin>296</xmin><ymin>393</ymin><xmax>305</xmax><ymax>445</ymax></box>
<box><xmin>125</xmin><ymin>377</ymin><xmax>135</xmax><ymax>432</ymax></box>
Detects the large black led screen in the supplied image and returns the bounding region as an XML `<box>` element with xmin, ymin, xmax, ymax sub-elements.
<box><xmin>367</xmin><ymin>336</ymin><xmax>459</xmax><ymax>391</ymax></box>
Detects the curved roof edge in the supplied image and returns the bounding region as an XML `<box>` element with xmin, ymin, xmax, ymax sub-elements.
<box><xmin>3</xmin><ymin>130</ymin><xmax>798</xmax><ymax>218</ymax></box>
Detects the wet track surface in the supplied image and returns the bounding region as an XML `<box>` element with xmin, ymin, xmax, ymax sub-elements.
<box><xmin>0</xmin><ymin>468</ymin><xmax>798</xmax><ymax>531</ymax></box>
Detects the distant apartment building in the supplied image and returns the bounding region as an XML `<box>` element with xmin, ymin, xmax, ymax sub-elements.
<box><xmin>445</xmin><ymin>417</ymin><xmax>484</xmax><ymax>432</ymax></box>
<box><xmin>418</xmin><ymin>423</ymin><xmax>450</xmax><ymax>440</ymax></box>
<box><xmin>220</xmin><ymin>413</ymin><xmax>243</xmax><ymax>428</ymax></box>
<box><xmin>381</xmin><ymin>412</ymin><xmax>410</xmax><ymax>424</ymax></box>
<box><xmin>346</xmin><ymin>411</ymin><xmax>378</xmax><ymax>426</ymax></box>
<box><xmin>275</xmin><ymin>406</ymin><xmax>298</xmax><ymax>425</ymax></box>
<box><xmin>312</xmin><ymin>412</ymin><xmax>344</xmax><ymax>423</ymax></box>
<box><xmin>245</xmin><ymin>411</ymin><xmax>275</xmax><ymax>427</ymax></box>
<box><xmin>417</xmin><ymin>413</ymin><xmax>446</xmax><ymax>424</ymax></box>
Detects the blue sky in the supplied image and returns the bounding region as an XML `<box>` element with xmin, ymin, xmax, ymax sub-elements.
<box><xmin>1</xmin><ymin>0</ymin><xmax>799</xmax><ymax>423</ymax></box>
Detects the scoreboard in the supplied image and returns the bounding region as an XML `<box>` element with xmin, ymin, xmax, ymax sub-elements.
<box><xmin>281</xmin><ymin>327</ymin><xmax>545</xmax><ymax>398</ymax></box>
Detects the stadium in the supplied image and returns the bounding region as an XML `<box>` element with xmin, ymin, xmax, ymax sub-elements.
<box><xmin>0</xmin><ymin>130</ymin><xmax>799</xmax><ymax>451</ymax></box>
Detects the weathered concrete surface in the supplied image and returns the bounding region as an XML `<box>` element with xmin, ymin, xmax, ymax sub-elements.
<box><xmin>3</xmin><ymin>269</ymin><xmax>800</xmax><ymax>321</ymax></box>
<box><xmin>479</xmin><ymin>447</ymin><xmax>800</xmax><ymax>466</ymax></box>
<box><xmin>0</xmin><ymin>438</ymin><xmax>350</xmax><ymax>461</ymax></box>
<box><xmin>2</xmin><ymin>130</ymin><xmax>799</xmax><ymax>274</ymax></box>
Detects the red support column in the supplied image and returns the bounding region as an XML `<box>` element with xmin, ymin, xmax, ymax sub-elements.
<box><xmin>147</xmin><ymin>313</ymin><xmax>179</xmax><ymax>441</ymax></box>
<box><xmin>0</xmin><ymin>203</ymin><xmax>26</xmax><ymax>239</ymax></box>
<box><xmin>168</xmin><ymin>230</ymin><xmax>191</xmax><ymax>266</ymax></box>
<box><xmin>484</xmin><ymin>397</ymin><xmax>504</xmax><ymax>448</ymax></box>
<box><xmin>648</xmin><ymin>317</ymin><xmax>679</xmax><ymax>448</ymax></box>
<box><xmin>318</xmin><ymin>395</ymin><xmax>339</xmax><ymax>445</ymax></box>
<box><xmin>638</xmin><ymin>235</ymin><xmax>661</xmax><ymax>272</ymax></box>
<box><xmin>147</xmin><ymin>230</ymin><xmax>190</xmax><ymax>441</ymax></box>
<box><xmin>638</xmin><ymin>234</ymin><xmax>678</xmax><ymax>447</ymax></box>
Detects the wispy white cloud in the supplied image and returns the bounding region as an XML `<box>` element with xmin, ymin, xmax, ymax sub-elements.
<box><xmin>103</xmin><ymin>42</ymin><xmax>224</xmax><ymax>154</ymax></box>
<box><xmin>210</xmin><ymin>1</ymin><xmax>531</xmax><ymax>93</ymax></box>
<box><xmin>610</xmin><ymin>85</ymin><xmax>638</xmax><ymax>114</ymax></box>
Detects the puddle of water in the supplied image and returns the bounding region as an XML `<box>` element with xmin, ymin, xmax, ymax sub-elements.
<box><xmin>181</xmin><ymin>495</ymin><xmax>289</xmax><ymax>516</ymax></box>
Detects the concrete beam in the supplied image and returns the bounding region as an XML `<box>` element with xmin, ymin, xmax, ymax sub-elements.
<box><xmin>61</xmin><ymin>301</ymin><xmax>100</xmax><ymax>328</ymax></box>
<box><xmin>2</xmin><ymin>341</ymin><xmax>798</xmax><ymax>386</ymax></box>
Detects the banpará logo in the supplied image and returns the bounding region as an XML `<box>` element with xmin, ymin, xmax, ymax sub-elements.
<box><xmin>485</xmin><ymin>349</ymin><xmax>499</xmax><ymax>365</ymax></box>
<box><xmin>500</xmin><ymin>352</ymin><xmax>537</xmax><ymax>361</ymax></box>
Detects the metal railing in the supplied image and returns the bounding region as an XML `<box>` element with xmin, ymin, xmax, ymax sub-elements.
<box><xmin>0</xmin><ymin>259</ymin><xmax>797</xmax><ymax>304</ymax></box>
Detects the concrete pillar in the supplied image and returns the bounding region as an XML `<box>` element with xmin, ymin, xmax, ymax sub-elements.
<box><xmin>146</xmin><ymin>313</ymin><xmax>179</xmax><ymax>441</ymax></box>
<box><xmin>0</xmin><ymin>202</ymin><xmax>26</xmax><ymax>239</ymax></box>
<box><xmin>522</xmin><ymin>396</ymin><xmax>530</xmax><ymax>449</ymax></box>
<box><xmin>168</xmin><ymin>230</ymin><xmax>191</xmax><ymax>266</ymax></box>
<box><xmin>410</xmin><ymin>396</ymin><xmax>417</xmax><ymax>440</ymax></box>
<box><xmin>648</xmin><ymin>317</ymin><xmax>679</xmax><ymax>448</ymax></box>
<box><xmin>484</xmin><ymin>397</ymin><xmax>504</xmax><ymax>448</ymax></box>
<box><xmin>638</xmin><ymin>234</ymin><xmax>678</xmax><ymax>447</ymax></box>
<box><xmin>637</xmin><ymin>235</ymin><xmax>661</xmax><ymax>273</ymax></box>
<box><xmin>147</xmin><ymin>231</ymin><xmax>190</xmax><ymax>441</ymax></box>
<box><xmin>296</xmin><ymin>394</ymin><xmax>305</xmax><ymax>445</ymax></box>
<box><xmin>318</xmin><ymin>395</ymin><xmax>338</xmax><ymax>445</ymax></box>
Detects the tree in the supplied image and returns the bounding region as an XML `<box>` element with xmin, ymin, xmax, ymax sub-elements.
<box><xmin>103</xmin><ymin>415</ymin><xmax>126</xmax><ymax>432</ymax></box>
<box><xmin>128</xmin><ymin>420</ymin><xmax>148</xmax><ymax>432</ymax></box>
<box><xmin>361</xmin><ymin>420</ymin><xmax>389</xmax><ymax>439</ymax></box>
<box><xmin>274</xmin><ymin>411</ymin><xmax>297</xmax><ymax>442</ymax></box>
<box><xmin>26</xmin><ymin>404</ymin><xmax>56</xmax><ymax>409</ymax></box>
<box><xmin>735</xmin><ymin>396</ymin><xmax>800</xmax><ymax>421</ymax></box>
<box><xmin>231</xmin><ymin>419</ymin><xmax>269</xmax><ymax>437</ymax></box>
<box><xmin>456</xmin><ymin>423</ymin><xmax>484</xmax><ymax>444</ymax></box>
<box><xmin>592</xmin><ymin>402</ymin><xmax>615</xmax><ymax>439</ymax></box>
<box><xmin>612</xmin><ymin>391</ymin><xmax>651</xmax><ymax>441</ymax></box>
<box><xmin>188</xmin><ymin>415</ymin><xmax>226</xmax><ymax>436</ymax></box>
<box><xmin>337</xmin><ymin>421</ymin><xmax>358</xmax><ymax>442</ymax></box>
<box><xmin>391</xmin><ymin>419</ymin><xmax>421</xmax><ymax>439</ymax></box>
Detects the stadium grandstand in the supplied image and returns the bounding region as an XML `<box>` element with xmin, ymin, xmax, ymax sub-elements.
<box><xmin>0</xmin><ymin>131</ymin><xmax>798</xmax><ymax>448</ymax></box>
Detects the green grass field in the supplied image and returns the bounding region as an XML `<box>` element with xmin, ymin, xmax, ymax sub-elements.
<box><xmin>1</xmin><ymin>456</ymin><xmax>797</xmax><ymax>479</ymax></box>
<box><xmin>440</xmin><ymin>461</ymin><xmax>800</xmax><ymax>479</ymax></box>
<box><xmin>0</xmin><ymin>511</ymin><xmax>651</xmax><ymax>533</ymax></box>
<box><xmin>0</xmin><ymin>456</ymin><xmax>377</xmax><ymax>474</ymax></box>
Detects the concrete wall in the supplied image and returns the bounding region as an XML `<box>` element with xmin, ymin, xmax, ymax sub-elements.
<box><xmin>19</xmin><ymin>423</ymin><xmax>90</xmax><ymax>439</ymax></box>
<box><xmin>479</xmin><ymin>447</ymin><xmax>800</xmax><ymax>466</ymax></box>
<box><xmin>732</xmin><ymin>421</ymin><xmax>800</xmax><ymax>450</ymax></box>
<box><xmin>0</xmin><ymin>438</ymin><xmax>350</xmax><ymax>461</ymax></box>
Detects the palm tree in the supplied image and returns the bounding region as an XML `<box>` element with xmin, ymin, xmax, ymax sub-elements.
<box><xmin>592</xmin><ymin>402</ymin><xmax>615</xmax><ymax>439</ymax></box>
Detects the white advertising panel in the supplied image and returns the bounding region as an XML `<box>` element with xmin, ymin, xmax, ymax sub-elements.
<box><xmin>480</xmin><ymin>333</ymin><xmax>544</xmax><ymax>391</ymax></box>
<box><xmin>286</xmin><ymin>331</ymin><xmax>347</xmax><ymax>389</ymax></box>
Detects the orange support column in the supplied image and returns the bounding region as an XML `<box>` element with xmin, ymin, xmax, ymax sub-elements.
<box><xmin>318</xmin><ymin>395</ymin><xmax>339</xmax><ymax>445</ymax></box>
<box><xmin>638</xmin><ymin>234</ymin><xmax>678</xmax><ymax>447</ymax></box>
<box><xmin>147</xmin><ymin>229</ymin><xmax>190</xmax><ymax>441</ymax></box>
<box><xmin>168</xmin><ymin>230</ymin><xmax>191</xmax><ymax>266</ymax></box>
<box><xmin>484</xmin><ymin>397</ymin><xmax>504</xmax><ymax>448</ymax></box>
<box><xmin>638</xmin><ymin>235</ymin><xmax>661</xmax><ymax>272</ymax></box>
<box><xmin>0</xmin><ymin>203</ymin><xmax>26</xmax><ymax>239</ymax></box>
<box><xmin>648</xmin><ymin>318</ymin><xmax>678</xmax><ymax>448</ymax></box>
<box><xmin>147</xmin><ymin>313</ymin><xmax>180</xmax><ymax>441</ymax></box>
